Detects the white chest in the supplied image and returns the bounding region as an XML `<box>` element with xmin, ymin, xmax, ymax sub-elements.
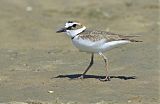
<box><xmin>72</xmin><ymin>36</ymin><xmax>106</xmax><ymax>53</ymax></box>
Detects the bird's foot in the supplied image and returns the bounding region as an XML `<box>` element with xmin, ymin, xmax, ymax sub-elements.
<box><xmin>99</xmin><ymin>76</ymin><xmax>110</xmax><ymax>81</ymax></box>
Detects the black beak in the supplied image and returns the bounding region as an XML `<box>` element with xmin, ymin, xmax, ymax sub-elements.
<box><xmin>56</xmin><ymin>28</ymin><xmax>66</xmax><ymax>33</ymax></box>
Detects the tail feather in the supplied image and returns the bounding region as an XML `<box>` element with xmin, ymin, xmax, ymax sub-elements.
<box><xmin>120</xmin><ymin>35</ymin><xmax>142</xmax><ymax>42</ymax></box>
<box><xmin>123</xmin><ymin>35</ymin><xmax>141</xmax><ymax>38</ymax></box>
<box><xmin>129</xmin><ymin>39</ymin><xmax>143</xmax><ymax>42</ymax></box>
<box><xmin>120</xmin><ymin>38</ymin><xmax>142</xmax><ymax>42</ymax></box>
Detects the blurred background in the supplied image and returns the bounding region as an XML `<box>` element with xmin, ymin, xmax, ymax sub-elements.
<box><xmin>0</xmin><ymin>0</ymin><xmax>159</xmax><ymax>104</ymax></box>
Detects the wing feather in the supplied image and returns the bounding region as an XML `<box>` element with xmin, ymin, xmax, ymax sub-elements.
<box><xmin>78</xmin><ymin>29</ymin><xmax>142</xmax><ymax>42</ymax></box>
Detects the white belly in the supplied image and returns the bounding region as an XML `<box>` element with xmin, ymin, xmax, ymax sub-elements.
<box><xmin>72</xmin><ymin>36</ymin><xmax>130</xmax><ymax>53</ymax></box>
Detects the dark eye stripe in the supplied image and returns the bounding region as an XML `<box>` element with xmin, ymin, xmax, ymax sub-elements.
<box><xmin>66</xmin><ymin>24</ymin><xmax>77</xmax><ymax>30</ymax></box>
<box><xmin>67</xmin><ymin>26</ymin><xmax>72</xmax><ymax>30</ymax></box>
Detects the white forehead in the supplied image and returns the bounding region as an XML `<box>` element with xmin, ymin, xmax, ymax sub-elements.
<box><xmin>65</xmin><ymin>22</ymin><xmax>80</xmax><ymax>28</ymax></box>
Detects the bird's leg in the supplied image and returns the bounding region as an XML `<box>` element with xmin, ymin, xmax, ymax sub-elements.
<box><xmin>79</xmin><ymin>53</ymin><xmax>94</xmax><ymax>79</ymax></box>
<box><xmin>99</xmin><ymin>52</ymin><xmax>110</xmax><ymax>81</ymax></box>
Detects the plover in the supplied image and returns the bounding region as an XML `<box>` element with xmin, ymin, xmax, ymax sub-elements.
<box><xmin>56</xmin><ymin>21</ymin><xmax>142</xmax><ymax>81</ymax></box>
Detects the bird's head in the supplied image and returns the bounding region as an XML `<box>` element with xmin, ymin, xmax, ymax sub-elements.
<box><xmin>56</xmin><ymin>21</ymin><xmax>86</xmax><ymax>37</ymax></box>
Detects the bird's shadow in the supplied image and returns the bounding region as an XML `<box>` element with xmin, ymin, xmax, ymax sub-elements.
<box><xmin>53</xmin><ymin>74</ymin><xmax>137</xmax><ymax>80</ymax></box>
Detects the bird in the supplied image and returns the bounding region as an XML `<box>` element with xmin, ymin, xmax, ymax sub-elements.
<box><xmin>56</xmin><ymin>21</ymin><xmax>142</xmax><ymax>81</ymax></box>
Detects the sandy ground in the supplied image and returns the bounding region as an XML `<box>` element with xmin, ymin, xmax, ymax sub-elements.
<box><xmin>0</xmin><ymin>0</ymin><xmax>159</xmax><ymax>104</ymax></box>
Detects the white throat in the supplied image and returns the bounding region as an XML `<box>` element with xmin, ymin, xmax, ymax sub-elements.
<box><xmin>66</xmin><ymin>26</ymin><xmax>86</xmax><ymax>38</ymax></box>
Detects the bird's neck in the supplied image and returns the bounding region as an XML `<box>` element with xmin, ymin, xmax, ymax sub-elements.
<box><xmin>66</xmin><ymin>26</ymin><xmax>86</xmax><ymax>38</ymax></box>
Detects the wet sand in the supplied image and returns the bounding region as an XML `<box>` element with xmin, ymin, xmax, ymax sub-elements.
<box><xmin>0</xmin><ymin>0</ymin><xmax>159</xmax><ymax>104</ymax></box>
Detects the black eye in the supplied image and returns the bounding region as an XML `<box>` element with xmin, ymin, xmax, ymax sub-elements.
<box><xmin>73</xmin><ymin>24</ymin><xmax>76</xmax><ymax>27</ymax></box>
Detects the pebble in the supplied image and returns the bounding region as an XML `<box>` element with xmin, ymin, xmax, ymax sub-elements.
<box><xmin>26</xmin><ymin>6</ymin><xmax>33</xmax><ymax>12</ymax></box>
<box><xmin>128</xmin><ymin>100</ymin><xmax>132</xmax><ymax>103</ymax></box>
<box><xmin>48</xmin><ymin>90</ymin><xmax>54</xmax><ymax>94</ymax></box>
